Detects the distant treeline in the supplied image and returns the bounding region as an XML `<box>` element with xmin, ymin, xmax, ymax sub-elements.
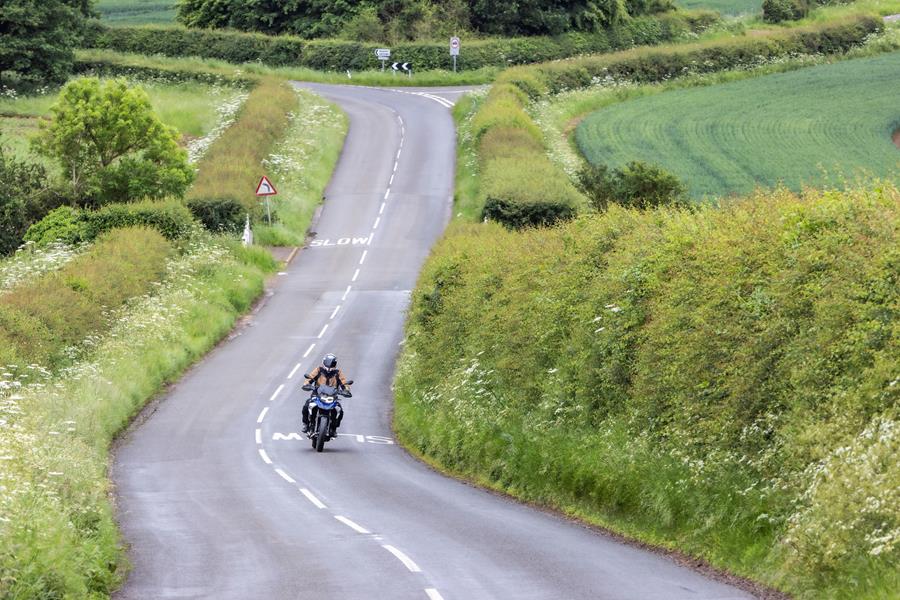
<box><xmin>176</xmin><ymin>0</ymin><xmax>677</xmax><ymax>41</ymax></box>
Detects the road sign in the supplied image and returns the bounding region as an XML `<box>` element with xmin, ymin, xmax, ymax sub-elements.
<box><xmin>255</xmin><ymin>175</ymin><xmax>277</xmax><ymax>196</ymax></box>
<box><xmin>450</xmin><ymin>37</ymin><xmax>460</xmax><ymax>56</ymax></box>
<box><xmin>391</xmin><ymin>62</ymin><xmax>413</xmax><ymax>77</ymax></box>
<box><xmin>375</xmin><ymin>48</ymin><xmax>391</xmax><ymax>60</ymax></box>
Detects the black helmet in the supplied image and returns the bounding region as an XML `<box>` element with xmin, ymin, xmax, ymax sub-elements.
<box><xmin>323</xmin><ymin>354</ymin><xmax>337</xmax><ymax>369</ymax></box>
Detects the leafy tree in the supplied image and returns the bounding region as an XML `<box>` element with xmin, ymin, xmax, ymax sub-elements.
<box><xmin>34</xmin><ymin>78</ymin><xmax>194</xmax><ymax>207</ymax></box>
<box><xmin>576</xmin><ymin>160</ymin><xmax>686</xmax><ymax>211</ymax></box>
<box><xmin>0</xmin><ymin>0</ymin><xmax>95</xmax><ymax>88</ymax></box>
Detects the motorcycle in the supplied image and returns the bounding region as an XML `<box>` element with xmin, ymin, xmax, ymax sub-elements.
<box><xmin>301</xmin><ymin>381</ymin><xmax>352</xmax><ymax>452</ymax></box>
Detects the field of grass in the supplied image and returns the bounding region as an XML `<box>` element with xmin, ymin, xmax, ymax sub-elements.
<box><xmin>96</xmin><ymin>0</ymin><xmax>176</xmax><ymax>26</ymax></box>
<box><xmin>576</xmin><ymin>51</ymin><xmax>900</xmax><ymax>199</ymax></box>
<box><xmin>678</xmin><ymin>0</ymin><xmax>759</xmax><ymax>15</ymax></box>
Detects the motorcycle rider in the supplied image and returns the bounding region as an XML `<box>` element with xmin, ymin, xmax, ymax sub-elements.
<box><xmin>301</xmin><ymin>353</ymin><xmax>351</xmax><ymax>435</ymax></box>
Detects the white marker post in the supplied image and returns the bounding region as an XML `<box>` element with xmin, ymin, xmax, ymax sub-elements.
<box><xmin>255</xmin><ymin>175</ymin><xmax>278</xmax><ymax>225</ymax></box>
<box><xmin>450</xmin><ymin>36</ymin><xmax>460</xmax><ymax>72</ymax></box>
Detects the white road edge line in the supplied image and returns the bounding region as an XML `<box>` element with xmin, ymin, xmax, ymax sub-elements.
<box><xmin>317</xmin><ymin>324</ymin><xmax>329</xmax><ymax>338</ymax></box>
<box><xmin>300</xmin><ymin>488</ymin><xmax>327</xmax><ymax>509</ymax></box>
<box><xmin>382</xmin><ymin>545</ymin><xmax>422</xmax><ymax>572</ymax></box>
<box><xmin>330</xmin><ymin>305</ymin><xmax>341</xmax><ymax>320</ymax></box>
<box><xmin>275</xmin><ymin>468</ymin><xmax>295</xmax><ymax>484</ymax></box>
<box><xmin>258</xmin><ymin>448</ymin><xmax>272</xmax><ymax>464</ymax></box>
<box><xmin>269</xmin><ymin>384</ymin><xmax>285</xmax><ymax>402</ymax></box>
<box><xmin>257</xmin><ymin>406</ymin><xmax>269</xmax><ymax>423</ymax></box>
<box><xmin>288</xmin><ymin>363</ymin><xmax>302</xmax><ymax>379</ymax></box>
<box><xmin>352</xmin><ymin>269</ymin><xmax>360</xmax><ymax>282</ymax></box>
<box><xmin>255</xmin><ymin>428</ymin><xmax>262</xmax><ymax>444</ymax></box>
<box><xmin>335</xmin><ymin>515</ymin><xmax>371</xmax><ymax>534</ymax></box>
<box><xmin>303</xmin><ymin>343</ymin><xmax>316</xmax><ymax>358</ymax></box>
<box><xmin>342</xmin><ymin>285</ymin><xmax>352</xmax><ymax>301</ymax></box>
<box><xmin>359</xmin><ymin>250</ymin><xmax>368</xmax><ymax>265</ymax></box>
<box><xmin>425</xmin><ymin>589</ymin><xmax>445</xmax><ymax>600</ymax></box>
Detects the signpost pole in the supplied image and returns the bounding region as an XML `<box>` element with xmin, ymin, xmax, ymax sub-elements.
<box><xmin>453</xmin><ymin>55</ymin><xmax>457</xmax><ymax>72</ymax></box>
<box><xmin>265</xmin><ymin>197</ymin><xmax>271</xmax><ymax>225</ymax></box>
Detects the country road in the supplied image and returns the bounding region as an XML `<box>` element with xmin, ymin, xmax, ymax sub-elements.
<box><xmin>112</xmin><ymin>84</ymin><xmax>754</xmax><ymax>600</ymax></box>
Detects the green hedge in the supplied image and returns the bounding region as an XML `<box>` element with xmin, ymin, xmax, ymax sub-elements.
<box><xmin>81</xmin><ymin>12</ymin><xmax>718</xmax><ymax>71</ymax></box>
<box><xmin>396</xmin><ymin>184</ymin><xmax>900</xmax><ymax>599</ymax></box>
<box><xmin>500</xmin><ymin>15</ymin><xmax>883</xmax><ymax>93</ymax></box>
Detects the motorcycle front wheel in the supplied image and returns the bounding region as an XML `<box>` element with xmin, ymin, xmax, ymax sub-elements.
<box><xmin>315</xmin><ymin>417</ymin><xmax>328</xmax><ymax>453</ymax></box>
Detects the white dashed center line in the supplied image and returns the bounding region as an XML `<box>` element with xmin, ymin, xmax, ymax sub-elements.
<box><xmin>335</xmin><ymin>515</ymin><xmax>371</xmax><ymax>534</ymax></box>
<box><xmin>359</xmin><ymin>250</ymin><xmax>368</xmax><ymax>265</ymax></box>
<box><xmin>383</xmin><ymin>545</ymin><xmax>421</xmax><ymax>572</ymax></box>
<box><xmin>300</xmin><ymin>488</ymin><xmax>327</xmax><ymax>509</ymax></box>
<box><xmin>258</xmin><ymin>448</ymin><xmax>272</xmax><ymax>464</ymax></box>
<box><xmin>303</xmin><ymin>343</ymin><xmax>316</xmax><ymax>358</ymax></box>
<box><xmin>288</xmin><ymin>363</ymin><xmax>302</xmax><ymax>379</ymax></box>
<box><xmin>255</xmin><ymin>428</ymin><xmax>262</xmax><ymax>444</ymax></box>
<box><xmin>425</xmin><ymin>589</ymin><xmax>445</xmax><ymax>600</ymax></box>
<box><xmin>330</xmin><ymin>305</ymin><xmax>341</xmax><ymax>320</ymax></box>
<box><xmin>269</xmin><ymin>384</ymin><xmax>284</xmax><ymax>402</ymax></box>
<box><xmin>342</xmin><ymin>285</ymin><xmax>352</xmax><ymax>301</ymax></box>
<box><xmin>317</xmin><ymin>324</ymin><xmax>329</xmax><ymax>338</ymax></box>
<box><xmin>275</xmin><ymin>468</ymin><xmax>295</xmax><ymax>484</ymax></box>
<box><xmin>352</xmin><ymin>269</ymin><xmax>360</xmax><ymax>282</ymax></box>
<box><xmin>257</xmin><ymin>407</ymin><xmax>269</xmax><ymax>423</ymax></box>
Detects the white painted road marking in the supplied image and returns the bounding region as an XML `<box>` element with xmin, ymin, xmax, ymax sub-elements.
<box><xmin>257</xmin><ymin>407</ymin><xmax>269</xmax><ymax>423</ymax></box>
<box><xmin>309</xmin><ymin>237</ymin><xmax>371</xmax><ymax>247</ymax></box>
<box><xmin>258</xmin><ymin>448</ymin><xmax>272</xmax><ymax>464</ymax></box>
<box><xmin>300</xmin><ymin>488</ymin><xmax>327</xmax><ymax>509</ymax></box>
<box><xmin>272</xmin><ymin>432</ymin><xmax>394</xmax><ymax>444</ymax></box>
<box><xmin>384</xmin><ymin>189</ymin><xmax>390</xmax><ymax>200</ymax></box>
<box><xmin>352</xmin><ymin>269</ymin><xmax>360</xmax><ymax>282</ymax></box>
<box><xmin>373</xmin><ymin>217</ymin><xmax>381</xmax><ymax>230</ymax></box>
<box><xmin>255</xmin><ymin>428</ymin><xmax>262</xmax><ymax>444</ymax></box>
<box><xmin>275</xmin><ymin>468</ymin><xmax>295</xmax><ymax>484</ymax></box>
<box><xmin>342</xmin><ymin>285</ymin><xmax>352</xmax><ymax>301</ymax></box>
<box><xmin>269</xmin><ymin>384</ymin><xmax>284</xmax><ymax>402</ymax></box>
<box><xmin>425</xmin><ymin>589</ymin><xmax>445</xmax><ymax>600</ymax></box>
<box><xmin>288</xmin><ymin>363</ymin><xmax>302</xmax><ymax>379</ymax></box>
<box><xmin>380</xmin><ymin>202</ymin><xmax>386</xmax><ymax>214</ymax></box>
<box><xmin>335</xmin><ymin>515</ymin><xmax>371</xmax><ymax>534</ymax></box>
<box><xmin>303</xmin><ymin>343</ymin><xmax>316</xmax><ymax>358</ymax></box>
<box><xmin>330</xmin><ymin>305</ymin><xmax>341</xmax><ymax>320</ymax></box>
<box><xmin>383</xmin><ymin>545</ymin><xmax>421</xmax><ymax>572</ymax></box>
<box><xmin>317</xmin><ymin>324</ymin><xmax>329</xmax><ymax>338</ymax></box>
<box><xmin>359</xmin><ymin>250</ymin><xmax>368</xmax><ymax>265</ymax></box>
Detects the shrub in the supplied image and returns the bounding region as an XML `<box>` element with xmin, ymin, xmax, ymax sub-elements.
<box><xmin>23</xmin><ymin>206</ymin><xmax>88</xmax><ymax>246</ymax></box>
<box><xmin>763</xmin><ymin>0</ymin><xmax>810</xmax><ymax>22</ymax></box>
<box><xmin>482</xmin><ymin>196</ymin><xmax>577</xmax><ymax>228</ymax></box>
<box><xmin>0</xmin><ymin>146</ymin><xmax>64</xmax><ymax>254</ymax></box>
<box><xmin>577</xmin><ymin>161</ymin><xmax>686</xmax><ymax>211</ymax></box>
<box><xmin>187</xmin><ymin>197</ymin><xmax>247</xmax><ymax>234</ymax></box>
<box><xmin>480</xmin><ymin>156</ymin><xmax>582</xmax><ymax>227</ymax></box>
<box><xmin>82</xmin><ymin>200</ymin><xmax>198</xmax><ymax>241</ymax></box>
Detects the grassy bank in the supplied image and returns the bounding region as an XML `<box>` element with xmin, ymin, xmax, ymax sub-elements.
<box><xmin>0</xmin><ymin>233</ymin><xmax>275</xmax><ymax>597</ymax></box>
<box><xmin>576</xmin><ymin>51</ymin><xmax>900</xmax><ymax>198</ymax></box>
<box><xmin>396</xmin><ymin>183</ymin><xmax>899</xmax><ymax>599</ymax></box>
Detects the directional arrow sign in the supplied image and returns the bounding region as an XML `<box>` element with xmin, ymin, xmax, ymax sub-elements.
<box><xmin>255</xmin><ymin>175</ymin><xmax>277</xmax><ymax>196</ymax></box>
<box><xmin>392</xmin><ymin>62</ymin><xmax>399</xmax><ymax>71</ymax></box>
<box><xmin>375</xmin><ymin>48</ymin><xmax>391</xmax><ymax>60</ymax></box>
<box><xmin>402</xmin><ymin>62</ymin><xmax>411</xmax><ymax>71</ymax></box>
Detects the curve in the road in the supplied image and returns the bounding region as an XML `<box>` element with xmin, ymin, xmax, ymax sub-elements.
<box><xmin>113</xmin><ymin>84</ymin><xmax>755</xmax><ymax>600</ymax></box>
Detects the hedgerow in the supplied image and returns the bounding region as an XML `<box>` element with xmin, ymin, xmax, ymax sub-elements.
<box><xmin>396</xmin><ymin>183</ymin><xmax>900</xmax><ymax>598</ymax></box>
<box><xmin>81</xmin><ymin>12</ymin><xmax>719</xmax><ymax>71</ymax></box>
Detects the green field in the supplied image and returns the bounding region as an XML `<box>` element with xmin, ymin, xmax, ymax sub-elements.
<box><xmin>677</xmin><ymin>0</ymin><xmax>759</xmax><ymax>15</ymax></box>
<box><xmin>576</xmin><ymin>51</ymin><xmax>900</xmax><ymax>199</ymax></box>
<box><xmin>96</xmin><ymin>0</ymin><xmax>176</xmax><ymax>25</ymax></box>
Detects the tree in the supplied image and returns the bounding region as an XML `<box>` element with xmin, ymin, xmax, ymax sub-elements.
<box><xmin>576</xmin><ymin>160</ymin><xmax>687</xmax><ymax>211</ymax></box>
<box><xmin>34</xmin><ymin>78</ymin><xmax>194</xmax><ymax>207</ymax></box>
<box><xmin>0</xmin><ymin>145</ymin><xmax>63</xmax><ymax>254</ymax></box>
<box><xmin>0</xmin><ymin>0</ymin><xmax>95</xmax><ymax>88</ymax></box>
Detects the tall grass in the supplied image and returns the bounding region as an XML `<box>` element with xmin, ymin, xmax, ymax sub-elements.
<box><xmin>396</xmin><ymin>183</ymin><xmax>900</xmax><ymax>599</ymax></box>
<box><xmin>0</xmin><ymin>233</ymin><xmax>275</xmax><ymax>597</ymax></box>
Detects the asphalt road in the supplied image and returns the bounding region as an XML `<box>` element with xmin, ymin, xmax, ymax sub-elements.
<box><xmin>113</xmin><ymin>84</ymin><xmax>754</xmax><ymax>600</ymax></box>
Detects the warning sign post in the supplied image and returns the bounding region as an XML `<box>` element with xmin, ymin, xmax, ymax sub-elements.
<box><xmin>255</xmin><ymin>176</ymin><xmax>277</xmax><ymax>224</ymax></box>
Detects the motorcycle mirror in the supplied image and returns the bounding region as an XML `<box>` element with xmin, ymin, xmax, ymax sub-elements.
<box><xmin>345</xmin><ymin>379</ymin><xmax>354</xmax><ymax>385</ymax></box>
<box><xmin>303</xmin><ymin>373</ymin><xmax>311</xmax><ymax>379</ymax></box>
<box><xmin>301</xmin><ymin>384</ymin><xmax>313</xmax><ymax>391</ymax></box>
<box><xmin>342</xmin><ymin>390</ymin><xmax>352</xmax><ymax>398</ymax></box>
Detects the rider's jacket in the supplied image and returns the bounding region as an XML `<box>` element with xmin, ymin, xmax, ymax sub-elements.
<box><xmin>307</xmin><ymin>366</ymin><xmax>349</xmax><ymax>390</ymax></box>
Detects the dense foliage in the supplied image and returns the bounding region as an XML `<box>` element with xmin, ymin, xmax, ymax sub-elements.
<box><xmin>175</xmin><ymin>0</ymin><xmax>676</xmax><ymax>40</ymax></box>
<box><xmin>396</xmin><ymin>184</ymin><xmax>900</xmax><ymax>598</ymax></box>
<box><xmin>0</xmin><ymin>0</ymin><xmax>96</xmax><ymax>88</ymax></box>
<box><xmin>575</xmin><ymin>161</ymin><xmax>686</xmax><ymax>210</ymax></box>
<box><xmin>84</xmin><ymin>11</ymin><xmax>717</xmax><ymax>71</ymax></box>
<box><xmin>33</xmin><ymin>77</ymin><xmax>194</xmax><ymax>207</ymax></box>
<box><xmin>575</xmin><ymin>51</ymin><xmax>900</xmax><ymax>198</ymax></box>
<box><xmin>0</xmin><ymin>147</ymin><xmax>64</xmax><ymax>254</ymax></box>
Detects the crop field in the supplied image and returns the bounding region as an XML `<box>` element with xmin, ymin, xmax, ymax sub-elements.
<box><xmin>576</xmin><ymin>51</ymin><xmax>900</xmax><ymax>199</ymax></box>
<box><xmin>676</xmin><ymin>0</ymin><xmax>759</xmax><ymax>15</ymax></box>
<box><xmin>97</xmin><ymin>0</ymin><xmax>176</xmax><ymax>25</ymax></box>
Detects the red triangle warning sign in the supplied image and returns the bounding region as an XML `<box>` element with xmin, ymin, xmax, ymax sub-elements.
<box><xmin>255</xmin><ymin>175</ymin><xmax>277</xmax><ymax>196</ymax></box>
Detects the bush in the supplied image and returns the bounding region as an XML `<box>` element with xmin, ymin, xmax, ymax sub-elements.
<box><xmin>0</xmin><ymin>146</ymin><xmax>65</xmax><ymax>254</ymax></box>
<box><xmin>482</xmin><ymin>196</ymin><xmax>577</xmax><ymax>228</ymax></box>
<box><xmin>83</xmin><ymin>200</ymin><xmax>198</xmax><ymax>241</ymax></box>
<box><xmin>480</xmin><ymin>156</ymin><xmax>582</xmax><ymax>227</ymax></box>
<box><xmin>577</xmin><ymin>161</ymin><xmax>686</xmax><ymax>211</ymax></box>
<box><xmin>23</xmin><ymin>206</ymin><xmax>88</xmax><ymax>246</ymax></box>
<box><xmin>187</xmin><ymin>197</ymin><xmax>247</xmax><ymax>233</ymax></box>
<box><xmin>763</xmin><ymin>0</ymin><xmax>810</xmax><ymax>22</ymax></box>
